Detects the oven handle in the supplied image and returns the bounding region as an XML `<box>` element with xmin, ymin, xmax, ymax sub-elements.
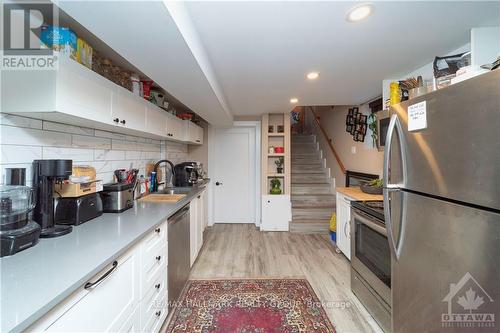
<box><xmin>352</xmin><ymin>208</ymin><xmax>387</xmax><ymax>236</ymax></box>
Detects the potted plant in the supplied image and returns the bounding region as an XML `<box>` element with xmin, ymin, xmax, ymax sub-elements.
<box><xmin>270</xmin><ymin>177</ymin><xmax>282</xmax><ymax>194</ymax></box>
<box><xmin>360</xmin><ymin>178</ymin><xmax>383</xmax><ymax>195</ymax></box>
<box><xmin>275</xmin><ymin>157</ymin><xmax>284</xmax><ymax>174</ymax></box>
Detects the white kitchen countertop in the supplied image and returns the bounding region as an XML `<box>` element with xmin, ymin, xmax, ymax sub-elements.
<box><xmin>0</xmin><ymin>181</ymin><xmax>209</xmax><ymax>333</ymax></box>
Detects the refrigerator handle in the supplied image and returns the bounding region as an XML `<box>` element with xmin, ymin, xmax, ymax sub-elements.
<box><xmin>383</xmin><ymin>114</ymin><xmax>407</xmax><ymax>261</ymax></box>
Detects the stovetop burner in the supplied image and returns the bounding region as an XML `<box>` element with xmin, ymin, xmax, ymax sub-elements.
<box><xmin>365</xmin><ymin>201</ymin><xmax>384</xmax><ymax>210</ymax></box>
<box><xmin>351</xmin><ymin>200</ymin><xmax>385</xmax><ymax>221</ymax></box>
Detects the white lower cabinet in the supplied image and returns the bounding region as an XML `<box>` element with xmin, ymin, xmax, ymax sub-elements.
<box><xmin>27</xmin><ymin>220</ymin><xmax>169</xmax><ymax>333</ymax></box>
<box><xmin>27</xmin><ymin>245</ymin><xmax>140</xmax><ymax>332</ymax></box>
<box><xmin>336</xmin><ymin>192</ymin><xmax>354</xmax><ymax>260</ymax></box>
<box><xmin>190</xmin><ymin>189</ymin><xmax>207</xmax><ymax>267</ymax></box>
<box><xmin>261</xmin><ymin>195</ymin><xmax>291</xmax><ymax>231</ymax></box>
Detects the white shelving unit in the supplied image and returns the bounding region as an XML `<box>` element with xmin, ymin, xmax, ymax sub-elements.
<box><xmin>260</xmin><ymin>113</ymin><xmax>291</xmax><ymax>231</ymax></box>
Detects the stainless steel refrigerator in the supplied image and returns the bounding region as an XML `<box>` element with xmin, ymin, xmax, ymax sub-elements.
<box><xmin>383</xmin><ymin>70</ymin><xmax>500</xmax><ymax>333</ymax></box>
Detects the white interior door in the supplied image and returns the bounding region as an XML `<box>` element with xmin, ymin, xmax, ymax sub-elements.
<box><xmin>212</xmin><ymin>127</ymin><xmax>256</xmax><ymax>223</ymax></box>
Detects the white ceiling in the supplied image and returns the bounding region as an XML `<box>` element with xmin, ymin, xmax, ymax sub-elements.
<box><xmin>59</xmin><ymin>1</ymin><xmax>499</xmax><ymax>124</ymax></box>
<box><xmin>183</xmin><ymin>1</ymin><xmax>500</xmax><ymax>116</ymax></box>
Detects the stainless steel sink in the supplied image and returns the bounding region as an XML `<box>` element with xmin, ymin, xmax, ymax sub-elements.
<box><xmin>160</xmin><ymin>188</ymin><xmax>191</xmax><ymax>195</ymax></box>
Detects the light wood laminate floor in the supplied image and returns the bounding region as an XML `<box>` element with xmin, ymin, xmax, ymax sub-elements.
<box><xmin>189</xmin><ymin>224</ymin><xmax>384</xmax><ymax>333</ymax></box>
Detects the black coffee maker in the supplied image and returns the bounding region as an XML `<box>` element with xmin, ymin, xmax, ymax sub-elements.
<box><xmin>33</xmin><ymin>160</ymin><xmax>73</xmax><ymax>238</ymax></box>
<box><xmin>173</xmin><ymin>162</ymin><xmax>199</xmax><ymax>187</ymax></box>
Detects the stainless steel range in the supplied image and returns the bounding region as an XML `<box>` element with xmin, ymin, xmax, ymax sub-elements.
<box><xmin>351</xmin><ymin>200</ymin><xmax>391</xmax><ymax>333</ymax></box>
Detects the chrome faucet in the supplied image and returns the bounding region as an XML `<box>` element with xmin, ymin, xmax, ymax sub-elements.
<box><xmin>152</xmin><ymin>160</ymin><xmax>175</xmax><ymax>192</ymax></box>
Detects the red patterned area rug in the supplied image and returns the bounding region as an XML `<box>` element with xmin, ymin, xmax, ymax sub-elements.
<box><xmin>165</xmin><ymin>278</ymin><xmax>336</xmax><ymax>333</ymax></box>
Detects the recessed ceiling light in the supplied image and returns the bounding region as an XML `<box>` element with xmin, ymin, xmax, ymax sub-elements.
<box><xmin>347</xmin><ymin>3</ymin><xmax>373</xmax><ymax>22</ymax></box>
<box><xmin>290</xmin><ymin>98</ymin><xmax>299</xmax><ymax>104</ymax></box>
<box><xmin>307</xmin><ymin>72</ymin><xmax>319</xmax><ymax>80</ymax></box>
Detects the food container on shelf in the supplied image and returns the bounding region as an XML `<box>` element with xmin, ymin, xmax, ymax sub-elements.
<box><xmin>141</xmin><ymin>80</ymin><xmax>154</xmax><ymax>100</ymax></box>
<box><xmin>268</xmin><ymin>146</ymin><xmax>275</xmax><ymax>154</ymax></box>
<box><xmin>40</xmin><ymin>25</ymin><xmax>77</xmax><ymax>60</ymax></box>
<box><xmin>76</xmin><ymin>37</ymin><xmax>93</xmax><ymax>69</ymax></box>
<box><xmin>274</xmin><ymin>147</ymin><xmax>284</xmax><ymax>153</ymax></box>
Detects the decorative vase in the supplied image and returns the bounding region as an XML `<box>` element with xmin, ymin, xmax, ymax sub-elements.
<box><xmin>276</xmin><ymin>167</ymin><xmax>283</xmax><ymax>174</ymax></box>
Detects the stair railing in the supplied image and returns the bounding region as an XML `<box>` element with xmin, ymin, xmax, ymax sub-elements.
<box><xmin>308</xmin><ymin>106</ymin><xmax>346</xmax><ymax>174</ymax></box>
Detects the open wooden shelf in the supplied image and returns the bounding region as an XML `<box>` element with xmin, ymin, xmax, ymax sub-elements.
<box><xmin>267</xmin><ymin>173</ymin><xmax>285</xmax><ymax>177</ymax></box>
<box><xmin>268</xmin><ymin>153</ymin><xmax>285</xmax><ymax>157</ymax></box>
<box><xmin>268</xmin><ymin>133</ymin><xmax>285</xmax><ymax>137</ymax></box>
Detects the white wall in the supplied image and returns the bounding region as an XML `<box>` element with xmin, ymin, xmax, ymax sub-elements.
<box><xmin>308</xmin><ymin>106</ymin><xmax>383</xmax><ymax>188</ymax></box>
<box><xmin>0</xmin><ymin>114</ymin><xmax>188</xmax><ymax>185</ymax></box>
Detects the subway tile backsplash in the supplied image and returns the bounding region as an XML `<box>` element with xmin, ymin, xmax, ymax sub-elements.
<box><xmin>0</xmin><ymin>114</ymin><xmax>189</xmax><ymax>185</ymax></box>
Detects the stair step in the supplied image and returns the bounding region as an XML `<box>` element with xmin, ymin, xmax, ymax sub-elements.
<box><xmin>292</xmin><ymin>174</ymin><xmax>328</xmax><ymax>183</ymax></box>
<box><xmin>291</xmin><ymin>165</ymin><xmax>324</xmax><ymax>173</ymax></box>
<box><xmin>291</xmin><ymin>160</ymin><xmax>323</xmax><ymax>167</ymax></box>
<box><xmin>292</xmin><ymin>157</ymin><xmax>322</xmax><ymax>163</ymax></box>
<box><xmin>290</xmin><ymin>220</ymin><xmax>330</xmax><ymax>234</ymax></box>
<box><xmin>291</xmin><ymin>152</ymin><xmax>320</xmax><ymax>158</ymax></box>
<box><xmin>291</xmin><ymin>143</ymin><xmax>317</xmax><ymax>148</ymax></box>
<box><xmin>292</xmin><ymin>194</ymin><xmax>336</xmax><ymax>206</ymax></box>
<box><xmin>293</xmin><ymin>207</ymin><xmax>334</xmax><ymax>220</ymax></box>
<box><xmin>292</xmin><ymin>183</ymin><xmax>332</xmax><ymax>194</ymax></box>
<box><xmin>291</xmin><ymin>135</ymin><xmax>315</xmax><ymax>143</ymax></box>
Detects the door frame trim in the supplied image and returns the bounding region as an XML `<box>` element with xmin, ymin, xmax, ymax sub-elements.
<box><xmin>207</xmin><ymin>121</ymin><xmax>261</xmax><ymax>226</ymax></box>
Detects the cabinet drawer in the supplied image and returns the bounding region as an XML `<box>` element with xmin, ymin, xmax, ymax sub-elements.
<box><xmin>141</xmin><ymin>241</ymin><xmax>167</xmax><ymax>295</ymax></box>
<box><xmin>142</xmin><ymin>222</ymin><xmax>167</xmax><ymax>254</ymax></box>
<box><xmin>45</xmin><ymin>249</ymin><xmax>139</xmax><ymax>332</ymax></box>
<box><xmin>141</xmin><ymin>268</ymin><xmax>168</xmax><ymax>333</ymax></box>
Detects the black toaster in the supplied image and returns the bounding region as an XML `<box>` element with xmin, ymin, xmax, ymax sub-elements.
<box><xmin>55</xmin><ymin>193</ymin><xmax>103</xmax><ymax>226</ymax></box>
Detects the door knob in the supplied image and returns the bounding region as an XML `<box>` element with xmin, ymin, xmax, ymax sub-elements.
<box><xmin>215</xmin><ymin>181</ymin><xmax>222</xmax><ymax>186</ymax></box>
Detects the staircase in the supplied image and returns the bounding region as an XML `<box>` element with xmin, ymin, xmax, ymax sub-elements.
<box><xmin>290</xmin><ymin>134</ymin><xmax>335</xmax><ymax>233</ymax></box>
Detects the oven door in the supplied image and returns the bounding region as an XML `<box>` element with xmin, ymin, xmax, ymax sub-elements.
<box><xmin>351</xmin><ymin>207</ymin><xmax>391</xmax><ymax>305</ymax></box>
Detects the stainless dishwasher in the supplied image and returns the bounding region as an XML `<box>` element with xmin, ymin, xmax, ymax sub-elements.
<box><xmin>167</xmin><ymin>204</ymin><xmax>190</xmax><ymax>309</ymax></box>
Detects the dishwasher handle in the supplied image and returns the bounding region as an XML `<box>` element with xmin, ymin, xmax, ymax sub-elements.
<box><xmin>168</xmin><ymin>205</ymin><xmax>189</xmax><ymax>225</ymax></box>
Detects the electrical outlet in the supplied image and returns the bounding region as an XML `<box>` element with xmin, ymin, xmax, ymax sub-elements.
<box><xmin>351</xmin><ymin>146</ymin><xmax>357</xmax><ymax>154</ymax></box>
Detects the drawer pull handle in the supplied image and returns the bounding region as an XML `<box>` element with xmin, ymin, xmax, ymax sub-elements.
<box><xmin>84</xmin><ymin>260</ymin><xmax>118</xmax><ymax>290</ymax></box>
<box><xmin>113</xmin><ymin>118</ymin><xmax>120</xmax><ymax>123</ymax></box>
<box><xmin>155</xmin><ymin>228</ymin><xmax>161</xmax><ymax>233</ymax></box>
<box><xmin>155</xmin><ymin>255</ymin><xmax>161</xmax><ymax>261</ymax></box>
<box><xmin>120</xmin><ymin>119</ymin><xmax>126</xmax><ymax>125</ymax></box>
<box><xmin>155</xmin><ymin>283</ymin><xmax>161</xmax><ymax>289</ymax></box>
<box><xmin>155</xmin><ymin>310</ymin><xmax>161</xmax><ymax>317</ymax></box>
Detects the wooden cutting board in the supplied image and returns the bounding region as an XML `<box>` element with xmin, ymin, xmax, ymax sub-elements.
<box><xmin>145</xmin><ymin>163</ymin><xmax>162</xmax><ymax>181</ymax></box>
<box><xmin>138</xmin><ymin>194</ymin><xmax>186</xmax><ymax>203</ymax></box>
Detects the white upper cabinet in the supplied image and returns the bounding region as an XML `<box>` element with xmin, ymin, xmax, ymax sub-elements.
<box><xmin>145</xmin><ymin>106</ymin><xmax>168</xmax><ymax>137</ymax></box>
<box><xmin>166</xmin><ymin>113</ymin><xmax>186</xmax><ymax>142</ymax></box>
<box><xmin>1</xmin><ymin>57</ymin><xmax>203</xmax><ymax>143</ymax></box>
<box><xmin>112</xmin><ymin>87</ymin><xmax>147</xmax><ymax>132</ymax></box>
<box><xmin>56</xmin><ymin>58</ymin><xmax>113</xmax><ymax>124</ymax></box>
<box><xmin>185</xmin><ymin>121</ymin><xmax>204</xmax><ymax>145</ymax></box>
